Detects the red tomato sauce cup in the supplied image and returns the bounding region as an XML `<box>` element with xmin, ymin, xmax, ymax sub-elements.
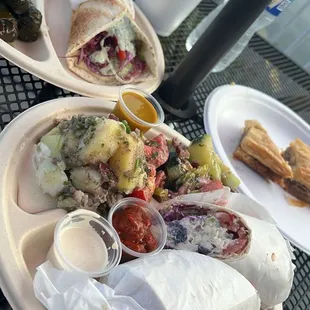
<box><xmin>108</xmin><ymin>197</ymin><xmax>167</xmax><ymax>262</ymax></box>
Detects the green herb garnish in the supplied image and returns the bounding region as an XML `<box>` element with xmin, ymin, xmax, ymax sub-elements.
<box><xmin>152</xmin><ymin>151</ymin><xmax>159</xmax><ymax>159</ymax></box>
<box><xmin>135</xmin><ymin>158</ymin><xmax>142</xmax><ymax>169</ymax></box>
<box><xmin>148</xmin><ymin>141</ymin><xmax>160</xmax><ymax>147</ymax></box>
<box><xmin>121</xmin><ymin>120</ymin><xmax>131</xmax><ymax>134</ymax></box>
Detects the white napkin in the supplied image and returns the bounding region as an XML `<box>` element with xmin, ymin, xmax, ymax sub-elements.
<box><xmin>33</xmin><ymin>261</ymin><xmax>144</xmax><ymax>310</ymax></box>
<box><xmin>106</xmin><ymin>250</ymin><xmax>261</xmax><ymax>310</ymax></box>
<box><xmin>70</xmin><ymin>0</ymin><xmax>135</xmax><ymax>18</ymax></box>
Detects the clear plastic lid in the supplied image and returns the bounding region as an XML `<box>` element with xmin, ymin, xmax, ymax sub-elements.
<box><xmin>53</xmin><ymin>209</ymin><xmax>122</xmax><ymax>278</ymax></box>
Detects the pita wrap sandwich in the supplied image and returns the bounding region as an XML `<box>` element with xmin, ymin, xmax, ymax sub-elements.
<box><xmin>66</xmin><ymin>0</ymin><xmax>158</xmax><ymax>85</ymax></box>
<box><xmin>159</xmin><ymin>202</ymin><xmax>251</xmax><ymax>260</ymax></box>
<box><xmin>159</xmin><ymin>201</ymin><xmax>294</xmax><ymax>308</ymax></box>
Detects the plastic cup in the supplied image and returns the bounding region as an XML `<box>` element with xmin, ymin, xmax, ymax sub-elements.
<box><xmin>135</xmin><ymin>0</ymin><xmax>202</xmax><ymax>37</ymax></box>
<box><xmin>46</xmin><ymin>209</ymin><xmax>122</xmax><ymax>278</ymax></box>
<box><xmin>112</xmin><ymin>85</ymin><xmax>164</xmax><ymax>133</ymax></box>
<box><xmin>108</xmin><ymin>197</ymin><xmax>167</xmax><ymax>262</ymax></box>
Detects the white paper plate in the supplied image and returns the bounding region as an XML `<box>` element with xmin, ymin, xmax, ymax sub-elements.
<box><xmin>0</xmin><ymin>0</ymin><xmax>165</xmax><ymax>101</ymax></box>
<box><xmin>204</xmin><ymin>84</ymin><xmax>310</xmax><ymax>256</ymax></box>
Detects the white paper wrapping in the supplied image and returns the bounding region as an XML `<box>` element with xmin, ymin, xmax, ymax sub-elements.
<box><xmin>105</xmin><ymin>250</ymin><xmax>261</xmax><ymax>310</ymax></box>
<box><xmin>226</xmin><ymin>214</ymin><xmax>294</xmax><ymax>309</ymax></box>
<box><xmin>33</xmin><ymin>261</ymin><xmax>144</xmax><ymax>310</ymax></box>
<box><xmin>158</xmin><ymin>192</ymin><xmax>295</xmax><ymax>309</ymax></box>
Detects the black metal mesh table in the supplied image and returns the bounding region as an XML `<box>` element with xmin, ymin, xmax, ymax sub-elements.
<box><xmin>1</xmin><ymin>0</ymin><xmax>310</xmax><ymax>309</ymax></box>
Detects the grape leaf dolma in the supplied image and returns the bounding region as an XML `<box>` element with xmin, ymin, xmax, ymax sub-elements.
<box><xmin>4</xmin><ymin>0</ymin><xmax>29</xmax><ymax>15</ymax></box>
<box><xmin>0</xmin><ymin>2</ymin><xmax>18</xmax><ymax>42</ymax></box>
<box><xmin>17</xmin><ymin>2</ymin><xmax>42</xmax><ymax>42</ymax></box>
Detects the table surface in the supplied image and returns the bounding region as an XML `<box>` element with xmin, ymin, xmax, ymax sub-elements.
<box><xmin>1</xmin><ymin>1</ymin><xmax>310</xmax><ymax>309</ymax></box>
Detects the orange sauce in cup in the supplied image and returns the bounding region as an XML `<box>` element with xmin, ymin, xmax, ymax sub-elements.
<box><xmin>113</xmin><ymin>91</ymin><xmax>158</xmax><ymax>133</ymax></box>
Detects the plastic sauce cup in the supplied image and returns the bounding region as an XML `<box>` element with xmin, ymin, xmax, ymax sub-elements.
<box><xmin>46</xmin><ymin>209</ymin><xmax>122</xmax><ymax>278</ymax></box>
<box><xmin>108</xmin><ymin>197</ymin><xmax>167</xmax><ymax>262</ymax></box>
<box><xmin>112</xmin><ymin>85</ymin><xmax>164</xmax><ymax>133</ymax></box>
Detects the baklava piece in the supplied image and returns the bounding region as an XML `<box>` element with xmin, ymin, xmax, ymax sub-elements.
<box><xmin>283</xmin><ymin>138</ymin><xmax>310</xmax><ymax>204</ymax></box>
<box><xmin>234</xmin><ymin>120</ymin><xmax>292</xmax><ymax>185</ymax></box>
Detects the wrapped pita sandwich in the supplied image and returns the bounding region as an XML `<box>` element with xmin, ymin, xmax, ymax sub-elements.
<box><xmin>159</xmin><ymin>202</ymin><xmax>294</xmax><ymax>308</ymax></box>
<box><xmin>160</xmin><ymin>203</ymin><xmax>251</xmax><ymax>260</ymax></box>
<box><xmin>106</xmin><ymin>250</ymin><xmax>261</xmax><ymax>310</ymax></box>
<box><xmin>66</xmin><ymin>0</ymin><xmax>158</xmax><ymax>85</ymax></box>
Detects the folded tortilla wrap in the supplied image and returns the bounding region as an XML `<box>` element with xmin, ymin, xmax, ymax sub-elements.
<box><xmin>159</xmin><ymin>201</ymin><xmax>294</xmax><ymax>308</ymax></box>
<box><xmin>160</xmin><ymin>203</ymin><xmax>251</xmax><ymax>260</ymax></box>
<box><xmin>106</xmin><ymin>250</ymin><xmax>261</xmax><ymax>310</ymax></box>
<box><xmin>66</xmin><ymin>0</ymin><xmax>158</xmax><ymax>85</ymax></box>
<box><xmin>227</xmin><ymin>213</ymin><xmax>294</xmax><ymax>309</ymax></box>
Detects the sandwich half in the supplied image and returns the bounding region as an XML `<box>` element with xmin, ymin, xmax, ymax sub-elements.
<box><xmin>282</xmin><ymin>138</ymin><xmax>310</xmax><ymax>203</ymax></box>
<box><xmin>66</xmin><ymin>0</ymin><xmax>158</xmax><ymax>85</ymax></box>
<box><xmin>234</xmin><ymin>120</ymin><xmax>292</xmax><ymax>185</ymax></box>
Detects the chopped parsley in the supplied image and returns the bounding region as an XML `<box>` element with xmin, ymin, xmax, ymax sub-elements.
<box><xmin>148</xmin><ymin>140</ymin><xmax>160</xmax><ymax>147</ymax></box>
<box><xmin>152</xmin><ymin>151</ymin><xmax>159</xmax><ymax>159</ymax></box>
<box><xmin>66</xmin><ymin>115</ymin><xmax>100</xmax><ymax>139</ymax></box>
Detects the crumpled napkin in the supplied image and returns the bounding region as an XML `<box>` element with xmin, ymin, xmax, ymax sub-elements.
<box><xmin>33</xmin><ymin>261</ymin><xmax>144</xmax><ymax>310</ymax></box>
<box><xmin>70</xmin><ymin>0</ymin><xmax>135</xmax><ymax>18</ymax></box>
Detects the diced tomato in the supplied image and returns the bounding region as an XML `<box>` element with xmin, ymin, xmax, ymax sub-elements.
<box><xmin>144</xmin><ymin>134</ymin><xmax>169</xmax><ymax>168</ymax></box>
<box><xmin>223</xmin><ymin>238</ymin><xmax>248</xmax><ymax>255</ymax></box>
<box><xmin>130</xmin><ymin>173</ymin><xmax>156</xmax><ymax>202</ymax></box>
<box><xmin>237</xmin><ymin>227</ymin><xmax>248</xmax><ymax>238</ymax></box>
<box><xmin>130</xmin><ymin>183</ymin><xmax>154</xmax><ymax>202</ymax></box>
<box><xmin>214</xmin><ymin>211</ymin><xmax>237</xmax><ymax>230</ymax></box>
<box><xmin>118</xmin><ymin>50</ymin><xmax>127</xmax><ymax>60</ymax></box>
<box><xmin>201</xmin><ymin>180</ymin><xmax>223</xmax><ymax>192</ymax></box>
<box><xmin>130</xmin><ymin>188</ymin><xmax>148</xmax><ymax>201</ymax></box>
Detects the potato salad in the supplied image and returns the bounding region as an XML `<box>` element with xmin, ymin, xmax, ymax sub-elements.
<box><xmin>33</xmin><ymin>115</ymin><xmax>147</xmax><ymax>213</ymax></box>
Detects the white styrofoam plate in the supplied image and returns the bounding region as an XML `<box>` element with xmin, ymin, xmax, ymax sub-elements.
<box><xmin>204</xmin><ymin>84</ymin><xmax>310</xmax><ymax>255</ymax></box>
<box><xmin>0</xmin><ymin>0</ymin><xmax>165</xmax><ymax>101</ymax></box>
